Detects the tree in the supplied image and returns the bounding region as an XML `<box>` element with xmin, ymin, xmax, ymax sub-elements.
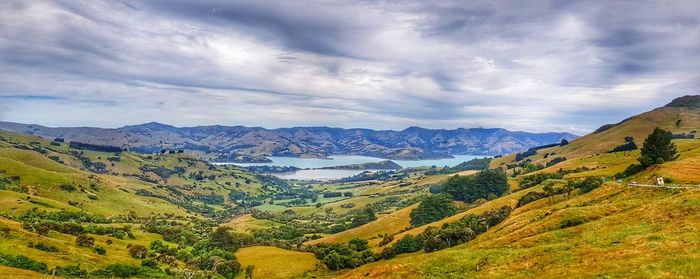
<box><xmin>149</xmin><ymin>240</ymin><xmax>169</xmax><ymax>253</ymax></box>
<box><xmin>638</xmin><ymin>128</ymin><xmax>678</xmax><ymax>167</ymax></box>
<box><xmin>409</xmin><ymin>194</ymin><xmax>456</xmax><ymax>226</ymax></box>
<box><xmin>392</xmin><ymin>235</ymin><xmax>422</xmax><ymax>254</ymax></box>
<box><xmin>543</xmin><ymin>184</ymin><xmax>556</xmax><ymax>205</ymax></box>
<box><xmin>349</xmin><ymin>238</ymin><xmax>369</xmax><ymax>251</ymax></box>
<box><xmin>245</xmin><ymin>265</ymin><xmax>255</xmax><ymax>279</ymax></box>
<box><xmin>215</xmin><ymin>260</ymin><xmax>241</xmax><ymax>279</ymax></box>
<box><xmin>442</xmin><ymin>170</ymin><xmax>508</xmax><ymax>203</ymax></box>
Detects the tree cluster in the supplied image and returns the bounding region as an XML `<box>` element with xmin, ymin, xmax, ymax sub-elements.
<box><xmin>442</xmin><ymin>170</ymin><xmax>509</xmax><ymax>203</ymax></box>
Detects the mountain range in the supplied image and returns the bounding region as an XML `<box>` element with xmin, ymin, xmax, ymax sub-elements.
<box><xmin>0</xmin><ymin>122</ymin><xmax>576</xmax><ymax>162</ymax></box>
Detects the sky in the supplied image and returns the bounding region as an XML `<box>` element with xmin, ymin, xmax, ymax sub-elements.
<box><xmin>0</xmin><ymin>0</ymin><xmax>698</xmax><ymax>134</ymax></box>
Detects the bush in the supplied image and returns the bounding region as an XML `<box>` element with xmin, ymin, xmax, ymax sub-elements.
<box><xmin>94</xmin><ymin>246</ymin><xmax>107</xmax><ymax>255</ymax></box>
<box><xmin>312</xmin><ymin>243</ymin><xmax>377</xmax><ymax>270</ymax></box>
<box><xmin>31</xmin><ymin>242</ymin><xmax>59</xmax><ymax>253</ymax></box>
<box><xmin>129</xmin><ymin>244</ymin><xmax>148</xmax><ymax>259</ymax></box>
<box><xmin>560</xmin><ymin>217</ymin><xmax>586</xmax><ymax>228</ymax></box>
<box><xmin>141</xmin><ymin>257</ymin><xmax>159</xmax><ymax>269</ymax></box>
<box><xmin>519</xmin><ymin>173</ymin><xmax>562</xmax><ymax>189</ymax></box>
<box><xmin>569</xmin><ymin>177</ymin><xmax>602</xmax><ymax>193</ymax></box>
<box><xmin>391</xmin><ymin>235</ymin><xmax>422</xmax><ymax>254</ymax></box>
<box><xmin>75</xmin><ymin>234</ymin><xmax>95</xmax><ymax>247</ymax></box>
<box><xmin>409</xmin><ymin>194</ymin><xmax>456</xmax><ymax>226</ymax></box>
<box><xmin>215</xmin><ymin>259</ymin><xmax>241</xmax><ymax>279</ymax></box>
<box><xmin>517</xmin><ymin>191</ymin><xmax>548</xmax><ymax>207</ymax></box>
<box><xmin>149</xmin><ymin>240</ymin><xmax>169</xmax><ymax>253</ymax></box>
<box><xmin>55</xmin><ymin>265</ymin><xmax>88</xmax><ymax>277</ymax></box>
<box><xmin>0</xmin><ymin>252</ymin><xmax>48</xmax><ymax>273</ymax></box>
<box><xmin>616</xmin><ymin>163</ymin><xmax>644</xmax><ymax>178</ymax></box>
<box><xmin>378</xmin><ymin>234</ymin><xmax>394</xmax><ymax>247</ymax></box>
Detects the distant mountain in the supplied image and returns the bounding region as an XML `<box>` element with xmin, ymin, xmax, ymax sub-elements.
<box><xmin>0</xmin><ymin>122</ymin><xmax>577</xmax><ymax>161</ymax></box>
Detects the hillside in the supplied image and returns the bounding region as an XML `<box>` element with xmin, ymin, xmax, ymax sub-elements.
<box><xmin>490</xmin><ymin>95</ymin><xmax>700</xmax><ymax>183</ymax></box>
<box><xmin>0</xmin><ymin>130</ymin><xmax>318</xmax><ymax>278</ymax></box>
<box><xmin>329</xmin><ymin>183</ymin><xmax>700</xmax><ymax>278</ymax></box>
<box><xmin>0</xmin><ymin>122</ymin><xmax>576</xmax><ymax>161</ymax></box>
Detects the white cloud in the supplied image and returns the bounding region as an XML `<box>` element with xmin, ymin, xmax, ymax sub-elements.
<box><xmin>0</xmin><ymin>0</ymin><xmax>698</xmax><ymax>134</ymax></box>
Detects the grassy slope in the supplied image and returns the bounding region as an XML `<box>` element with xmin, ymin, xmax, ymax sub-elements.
<box><xmin>234</xmin><ymin>246</ymin><xmax>320</xmax><ymax>279</ymax></box>
<box><xmin>491</xmin><ymin>106</ymin><xmax>700</xmax><ymax>184</ymax></box>
<box><xmin>221</xmin><ymin>214</ymin><xmax>283</xmax><ymax>233</ymax></box>
<box><xmin>305</xmin><ymin>204</ymin><xmax>418</xmax><ymax>247</ymax></box>
<box><xmin>333</xmin><ymin>183</ymin><xmax>700</xmax><ymax>278</ymax></box>
<box><xmin>0</xmin><ymin>130</ymin><xmax>281</xmax><ymax>275</ymax></box>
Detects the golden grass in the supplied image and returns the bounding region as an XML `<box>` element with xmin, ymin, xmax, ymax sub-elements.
<box><xmin>330</xmin><ymin>184</ymin><xmax>700</xmax><ymax>278</ymax></box>
<box><xmin>306</xmin><ymin>204</ymin><xmax>418</xmax><ymax>247</ymax></box>
<box><xmin>234</xmin><ymin>246</ymin><xmax>320</xmax><ymax>278</ymax></box>
<box><xmin>220</xmin><ymin>214</ymin><xmax>282</xmax><ymax>233</ymax></box>
<box><xmin>0</xmin><ymin>266</ymin><xmax>46</xmax><ymax>278</ymax></box>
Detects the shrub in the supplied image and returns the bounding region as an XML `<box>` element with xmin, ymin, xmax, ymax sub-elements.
<box><xmin>58</xmin><ymin>184</ymin><xmax>77</xmax><ymax>192</ymax></box>
<box><xmin>32</xmin><ymin>242</ymin><xmax>59</xmax><ymax>253</ymax></box>
<box><xmin>609</xmin><ymin>141</ymin><xmax>638</xmax><ymax>153</ymax></box>
<box><xmin>546</xmin><ymin>157</ymin><xmax>566</xmax><ymax>167</ymax></box>
<box><xmin>129</xmin><ymin>244</ymin><xmax>148</xmax><ymax>259</ymax></box>
<box><xmin>570</xmin><ymin>177</ymin><xmax>602</xmax><ymax>193</ymax></box>
<box><xmin>141</xmin><ymin>258</ymin><xmax>159</xmax><ymax>269</ymax></box>
<box><xmin>215</xmin><ymin>259</ymin><xmax>241</xmax><ymax>279</ymax></box>
<box><xmin>517</xmin><ymin>191</ymin><xmax>548</xmax><ymax>207</ymax></box>
<box><xmin>616</xmin><ymin>163</ymin><xmax>644</xmax><ymax>178</ymax></box>
<box><xmin>391</xmin><ymin>235</ymin><xmax>422</xmax><ymax>254</ymax></box>
<box><xmin>55</xmin><ymin>265</ymin><xmax>88</xmax><ymax>277</ymax></box>
<box><xmin>378</xmin><ymin>234</ymin><xmax>394</xmax><ymax>247</ymax></box>
<box><xmin>0</xmin><ymin>252</ymin><xmax>48</xmax><ymax>273</ymax></box>
<box><xmin>519</xmin><ymin>173</ymin><xmax>562</xmax><ymax>189</ymax></box>
<box><xmin>94</xmin><ymin>246</ymin><xmax>106</xmax><ymax>255</ymax></box>
<box><xmin>245</xmin><ymin>265</ymin><xmax>255</xmax><ymax>279</ymax></box>
<box><xmin>75</xmin><ymin>234</ymin><xmax>95</xmax><ymax>247</ymax></box>
<box><xmin>149</xmin><ymin>240</ymin><xmax>169</xmax><ymax>254</ymax></box>
<box><xmin>560</xmin><ymin>217</ymin><xmax>586</xmax><ymax>228</ymax></box>
<box><xmin>312</xmin><ymin>243</ymin><xmax>377</xmax><ymax>270</ymax></box>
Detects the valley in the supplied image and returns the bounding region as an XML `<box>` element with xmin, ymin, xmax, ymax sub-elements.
<box><xmin>0</xmin><ymin>96</ymin><xmax>698</xmax><ymax>278</ymax></box>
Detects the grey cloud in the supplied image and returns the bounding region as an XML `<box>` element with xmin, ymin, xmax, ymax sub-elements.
<box><xmin>0</xmin><ymin>0</ymin><xmax>698</xmax><ymax>133</ymax></box>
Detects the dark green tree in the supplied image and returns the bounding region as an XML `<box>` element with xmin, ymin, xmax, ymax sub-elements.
<box><xmin>442</xmin><ymin>170</ymin><xmax>508</xmax><ymax>203</ymax></box>
<box><xmin>638</xmin><ymin>127</ymin><xmax>678</xmax><ymax>167</ymax></box>
<box><xmin>409</xmin><ymin>194</ymin><xmax>456</xmax><ymax>226</ymax></box>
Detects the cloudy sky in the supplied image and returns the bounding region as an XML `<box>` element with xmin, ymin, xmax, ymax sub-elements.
<box><xmin>0</xmin><ymin>0</ymin><xmax>698</xmax><ymax>134</ymax></box>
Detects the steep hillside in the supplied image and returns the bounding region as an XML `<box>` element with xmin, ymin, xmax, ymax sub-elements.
<box><xmin>0</xmin><ymin>122</ymin><xmax>576</xmax><ymax>161</ymax></box>
<box><xmin>491</xmin><ymin>95</ymin><xmax>700</xmax><ymax>183</ymax></box>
